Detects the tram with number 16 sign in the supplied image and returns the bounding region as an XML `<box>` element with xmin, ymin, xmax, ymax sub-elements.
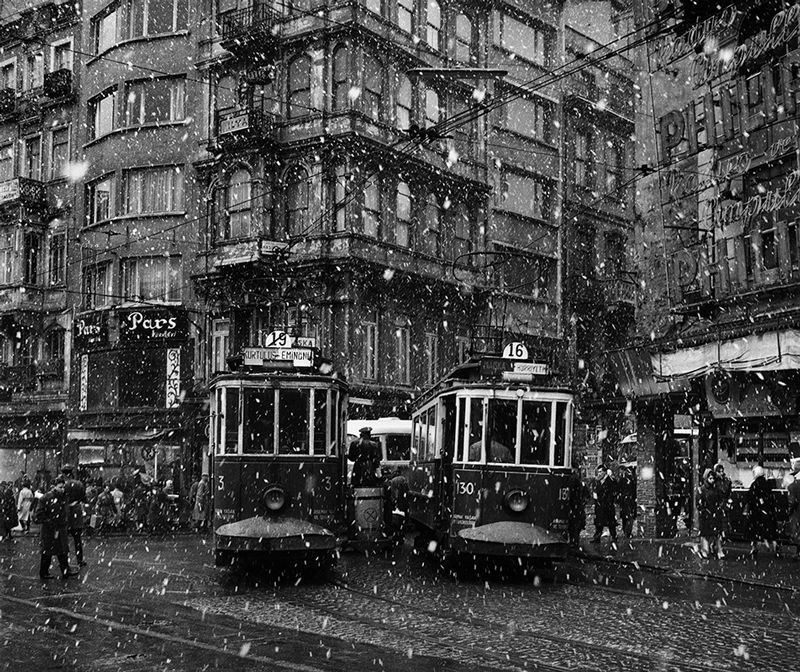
<box><xmin>408</xmin><ymin>343</ymin><xmax>574</xmax><ymax>571</ymax></box>
<box><xmin>210</xmin><ymin>331</ymin><xmax>348</xmax><ymax>568</ymax></box>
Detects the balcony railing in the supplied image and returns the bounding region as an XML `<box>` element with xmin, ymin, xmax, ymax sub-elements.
<box><xmin>220</xmin><ymin>3</ymin><xmax>281</xmax><ymax>52</ymax></box>
<box><xmin>213</xmin><ymin>105</ymin><xmax>278</xmax><ymax>148</ymax></box>
<box><xmin>602</xmin><ymin>277</ymin><xmax>636</xmax><ymax>307</ymax></box>
<box><xmin>0</xmin><ymin>177</ymin><xmax>46</xmax><ymax>208</ymax></box>
<box><xmin>0</xmin><ymin>363</ymin><xmax>36</xmax><ymax>394</ymax></box>
<box><xmin>43</xmin><ymin>69</ymin><xmax>74</xmax><ymax>100</ymax></box>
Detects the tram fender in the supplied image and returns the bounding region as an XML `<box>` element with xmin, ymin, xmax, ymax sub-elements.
<box><xmin>455</xmin><ymin>521</ymin><xmax>567</xmax><ymax>557</ymax></box>
<box><xmin>215</xmin><ymin>516</ymin><xmax>336</xmax><ymax>552</ymax></box>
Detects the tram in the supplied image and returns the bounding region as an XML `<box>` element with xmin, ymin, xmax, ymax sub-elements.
<box><xmin>210</xmin><ymin>336</ymin><xmax>348</xmax><ymax>568</ymax></box>
<box><xmin>408</xmin><ymin>347</ymin><xmax>574</xmax><ymax>569</ymax></box>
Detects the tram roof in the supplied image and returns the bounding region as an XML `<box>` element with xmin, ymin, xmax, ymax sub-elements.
<box><xmin>209</xmin><ymin>369</ymin><xmax>348</xmax><ymax>388</ymax></box>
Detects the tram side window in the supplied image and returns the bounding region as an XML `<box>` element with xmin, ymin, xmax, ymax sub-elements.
<box><xmin>224</xmin><ymin>388</ymin><xmax>239</xmax><ymax>454</ymax></box>
<box><xmin>520</xmin><ymin>401</ymin><xmax>551</xmax><ymax>465</ymax></box>
<box><xmin>467</xmin><ymin>397</ymin><xmax>484</xmax><ymax>461</ymax></box>
<box><xmin>486</xmin><ymin>399</ymin><xmax>516</xmax><ymax>464</ymax></box>
<box><xmin>554</xmin><ymin>401</ymin><xmax>568</xmax><ymax>466</ymax></box>
<box><xmin>313</xmin><ymin>389</ymin><xmax>327</xmax><ymax>455</ymax></box>
<box><xmin>386</xmin><ymin>434</ymin><xmax>411</xmax><ymax>461</ymax></box>
<box><xmin>278</xmin><ymin>389</ymin><xmax>310</xmax><ymax>454</ymax></box>
<box><xmin>243</xmin><ymin>389</ymin><xmax>274</xmax><ymax>454</ymax></box>
<box><xmin>426</xmin><ymin>407</ymin><xmax>438</xmax><ymax>459</ymax></box>
<box><xmin>456</xmin><ymin>397</ymin><xmax>466</xmax><ymax>461</ymax></box>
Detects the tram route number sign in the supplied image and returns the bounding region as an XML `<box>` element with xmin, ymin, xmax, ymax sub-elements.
<box><xmin>243</xmin><ymin>346</ymin><xmax>314</xmax><ymax>367</ymax></box>
<box><xmin>262</xmin><ymin>330</ymin><xmax>316</xmax><ymax>349</ymax></box>
<box><xmin>502</xmin><ymin>342</ymin><xmax>529</xmax><ymax>360</ymax></box>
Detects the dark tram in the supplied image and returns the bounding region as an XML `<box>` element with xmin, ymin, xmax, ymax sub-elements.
<box><xmin>210</xmin><ymin>339</ymin><xmax>348</xmax><ymax>568</ymax></box>
<box><xmin>408</xmin><ymin>350</ymin><xmax>574</xmax><ymax>570</ymax></box>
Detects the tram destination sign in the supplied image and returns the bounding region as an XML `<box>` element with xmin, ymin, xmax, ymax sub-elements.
<box><xmin>243</xmin><ymin>346</ymin><xmax>313</xmax><ymax>367</ymax></box>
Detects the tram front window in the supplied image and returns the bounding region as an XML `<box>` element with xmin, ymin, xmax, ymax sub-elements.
<box><xmin>486</xmin><ymin>399</ymin><xmax>515</xmax><ymax>463</ymax></box>
<box><xmin>278</xmin><ymin>389</ymin><xmax>310</xmax><ymax>454</ymax></box>
<box><xmin>467</xmin><ymin>397</ymin><xmax>484</xmax><ymax>461</ymax></box>
<box><xmin>244</xmin><ymin>389</ymin><xmax>274</xmax><ymax>453</ymax></box>
<box><xmin>520</xmin><ymin>401</ymin><xmax>551</xmax><ymax>465</ymax></box>
<box><xmin>313</xmin><ymin>389</ymin><xmax>327</xmax><ymax>455</ymax></box>
<box><xmin>224</xmin><ymin>388</ymin><xmax>239</xmax><ymax>454</ymax></box>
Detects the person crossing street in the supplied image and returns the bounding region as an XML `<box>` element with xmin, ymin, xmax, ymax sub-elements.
<box><xmin>36</xmin><ymin>477</ymin><xmax>78</xmax><ymax>580</ymax></box>
<box><xmin>62</xmin><ymin>465</ymin><xmax>87</xmax><ymax>567</ymax></box>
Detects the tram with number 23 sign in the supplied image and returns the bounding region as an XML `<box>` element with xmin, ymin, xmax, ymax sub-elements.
<box><xmin>408</xmin><ymin>344</ymin><xmax>574</xmax><ymax>571</ymax></box>
<box><xmin>210</xmin><ymin>331</ymin><xmax>348</xmax><ymax>569</ymax></box>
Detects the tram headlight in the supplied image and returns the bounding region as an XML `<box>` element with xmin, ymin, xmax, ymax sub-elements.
<box><xmin>504</xmin><ymin>489</ymin><xmax>529</xmax><ymax>513</ymax></box>
<box><xmin>263</xmin><ymin>486</ymin><xmax>287</xmax><ymax>513</ymax></box>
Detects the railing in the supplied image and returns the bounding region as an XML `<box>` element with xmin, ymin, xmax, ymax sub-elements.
<box><xmin>602</xmin><ymin>277</ymin><xmax>636</xmax><ymax>306</ymax></box>
<box><xmin>214</xmin><ymin>105</ymin><xmax>277</xmax><ymax>145</ymax></box>
<box><xmin>0</xmin><ymin>177</ymin><xmax>46</xmax><ymax>207</ymax></box>
<box><xmin>220</xmin><ymin>3</ymin><xmax>281</xmax><ymax>46</ymax></box>
<box><xmin>43</xmin><ymin>69</ymin><xmax>74</xmax><ymax>99</ymax></box>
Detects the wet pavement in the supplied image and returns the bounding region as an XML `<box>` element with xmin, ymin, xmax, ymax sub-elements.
<box><xmin>0</xmin><ymin>532</ymin><xmax>798</xmax><ymax>671</ymax></box>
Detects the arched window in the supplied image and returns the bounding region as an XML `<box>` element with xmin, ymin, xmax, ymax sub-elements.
<box><xmin>422</xmin><ymin>193</ymin><xmax>440</xmax><ymax>256</ymax></box>
<box><xmin>332</xmin><ymin>46</ymin><xmax>349</xmax><ymax>110</ymax></box>
<box><xmin>286</xmin><ymin>166</ymin><xmax>310</xmax><ymax>238</ymax></box>
<box><xmin>396</xmin><ymin>181</ymin><xmax>412</xmax><ymax>247</ymax></box>
<box><xmin>396</xmin><ymin>74</ymin><xmax>412</xmax><ymax>129</ymax></box>
<box><xmin>288</xmin><ymin>54</ymin><xmax>312</xmax><ymax>118</ymax></box>
<box><xmin>425</xmin><ymin>88</ymin><xmax>440</xmax><ymax>128</ymax></box>
<box><xmin>363</xmin><ymin>54</ymin><xmax>383</xmax><ymax>120</ymax></box>
<box><xmin>426</xmin><ymin>1</ymin><xmax>441</xmax><ymax>50</ymax></box>
<box><xmin>220</xmin><ymin>169</ymin><xmax>252</xmax><ymax>239</ymax></box>
<box><xmin>454</xmin><ymin>13</ymin><xmax>474</xmax><ymax>63</ymax></box>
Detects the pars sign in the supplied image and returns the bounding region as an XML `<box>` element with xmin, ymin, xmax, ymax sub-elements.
<box><xmin>119</xmin><ymin>310</ymin><xmax>187</xmax><ymax>341</ymax></box>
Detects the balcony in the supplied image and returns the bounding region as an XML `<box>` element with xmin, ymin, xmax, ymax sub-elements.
<box><xmin>212</xmin><ymin>105</ymin><xmax>278</xmax><ymax>150</ymax></box>
<box><xmin>0</xmin><ymin>88</ymin><xmax>16</xmax><ymax>117</ymax></box>
<box><xmin>0</xmin><ymin>177</ymin><xmax>46</xmax><ymax>210</ymax></box>
<box><xmin>0</xmin><ymin>285</ymin><xmax>67</xmax><ymax>314</ymax></box>
<box><xmin>0</xmin><ymin>364</ymin><xmax>36</xmax><ymax>397</ymax></box>
<box><xmin>43</xmin><ymin>69</ymin><xmax>75</xmax><ymax>101</ymax></box>
<box><xmin>37</xmin><ymin>358</ymin><xmax>65</xmax><ymax>379</ymax></box>
<box><xmin>220</xmin><ymin>3</ymin><xmax>281</xmax><ymax>54</ymax></box>
<box><xmin>602</xmin><ymin>277</ymin><xmax>636</xmax><ymax>308</ymax></box>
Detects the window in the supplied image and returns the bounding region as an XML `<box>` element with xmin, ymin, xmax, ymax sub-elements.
<box><xmin>422</xmin><ymin>193</ymin><xmax>440</xmax><ymax>256</ymax></box>
<box><xmin>48</xmin><ymin>233</ymin><xmax>65</xmax><ymax>285</ymax></box>
<box><xmin>332</xmin><ymin>46</ymin><xmax>349</xmax><ymax>110</ymax></box>
<box><xmin>363</xmin><ymin>179</ymin><xmax>381</xmax><ymax>237</ymax></box>
<box><xmin>22</xmin><ymin>135</ymin><xmax>41</xmax><ymax>180</ymax></box>
<box><xmin>89</xmin><ymin>89</ymin><xmax>116</xmax><ymax>140</ymax></box>
<box><xmin>574</xmin><ymin>132</ymin><xmax>590</xmax><ymax>187</ymax></box>
<box><xmin>333</xmin><ymin>163</ymin><xmax>348</xmax><ymax>231</ymax></box>
<box><xmin>396</xmin><ymin>181</ymin><xmax>412</xmax><ymax>247</ymax></box>
<box><xmin>605</xmin><ymin>142</ymin><xmax>622</xmax><ymax>196</ymax></box>
<box><xmin>22</xmin><ymin>52</ymin><xmax>44</xmax><ymax>91</ymax></box>
<box><xmin>396</xmin><ymin>322</ymin><xmax>411</xmax><ymax>385</ymax></box>
<box><xmin>503</xmin><ymin>95</ymin><xmax>553</xmax><ymax>143</ymax></box>
<box><xmin>426</xmin><ymin>1</ymin><xmax>441</xmax><ymax>50</ymax></box>
<box><xmin>49</xmin><ymin>127</ymin><xmax>69</xmax><ymax>181</ymax></box>
<box><xmin>288</xmin><ymin>55</ymin><xmax>312</xmax><ymax>118</ymax></box>
<box><xmin>121</xmin><ymin>256</ymin><xmax>181</xmax><ymax>302</ymax></box>
<box><xmin>243</xmin><ymin>388</ymin><xmax>275</xmax><ymax>454</ymax></box>
<box><xmin>604</xmin><ymin>232</ymin><xmax>626</xmax><ymax>277</ymax></box>
<box><xmin>397</xmin><ymin>0</ymin><xmax>413</xmax><ymax>33</ymax></box>
<box><xmin>92</xmin><ymin>5</ymin><xmax>120</xmax><ymax>54</ymax></box>
<box><xmin>425</xmin><ymin>331</ymin><xmax>438</xmax><ymax>384</ymax></box>
<box><xmin>520</xmin><ymin>401</ymin><xmax>552</xmax><ymax>465</ymax></box>
<box><xmin>760</xmin><ymin>217</ymin><xmax>778</xmax><ymax>270</ymax></box>
<box><xmin>83</xmin><ymin>262</ymin><xmax>112</xmax><ymax>308</ymax></box>
<box><xmin>453</xmin><ymin>203</ymin><xmax>472</xmax><ymax>262</ymax></box>
<box><xmin>44</xmin><ymin>329</ymin><xmax>65</xmax><ymax>363</ymax></box>
<box><xmin>125</xmin><ymin>77</ymin><xmax>185</xmax><ymax>125</ymax></box>
<box><xmin>51</xmin><ymin>40</ymin><xmax>73</xmax><ymax>72</ymax></box>
<box><xmin>456</xmin><ymin>336</ymin><xmax>469</xmax><ymax>363</ymax></box>
<box><xmin>454</xmin><ymin>13</ymin><xmax>474</xmax><ymax>62</ymax></box>
<box><xmin>121</xmin><ymin>0</ymin><xmax>189</xmax><ymax>38</ymax></box>
<box><xmin>495</xmin><ymin>243</ymin><xmax>555</xmax><ymax>299</ymax></box>
<box><xmin>396</xmin><ymin>74</ymin><xmax>412</xmax><ymax>129</ymax></box>
<box><xmin>366</xmin><ymin>0</ymin><xmax>382</xmax><ymax>16</ymax></box>
<box><xmin>87</xmin><ymin>176</ymin><xmax>116</xmax><ymax>224</ymax></box>
<box><xmin>124</xmin><ymin>166</ymin><xmax>184</xmax><ymax>214</ymax></box>
<box><xmin>494</xmin><ymin>13</ymin><xmax>551</xmax><ymax>66</ymax></box>
<box><xmin>0</xmin><ymin>60</ymin><xmax>15</xmax><ymax>91</ymax></box>
<box><xmin>286</xmin><ymin>166</ymin><xmax>310</xmax><ymax>237</ymax></box>
<box><xmin>501</xmin><ymin>172</ymin><xmax>549</xmax><ymax>220</ymax></box>
<box><xmin>746</xmin><ymin>72</ymin><xmax>763</xmax><ymax>118</ymax></box>
<box><xmin>219</xmin><ymin>168</ymin><xmax>252</xmax><ymax>239</ymax></box>
<box><xmin>363</xmin><ymin>54</ymin><xmax>383</xmax><ymax>120</ymax></box>
<box><xmin>23</xmin><ymin>232</ymin><xmax>40</xmax><ymax>285</ymax></box>
<box><xmin>425</xmin><ymin>88</ymin><xmax>440</xmax><ymax>127</ymax></box>
<box><xmin>0</xmin><ymin>144</ymin><xmax>13</xmax><ymax>181</ymax></box>
<box><xmin>364</xmin><ymin>312</ymin><xmax>379</xmax><ymax>380</ymax></box>
<box><xmin>0</xmin><ymin>233</ymin><xmax>13</xmax><ymax>284</ymax></box>
<box><xmin>211</xmin><ymin>319</ymin><xmax>230</xmax><ymax>374</ymax></box>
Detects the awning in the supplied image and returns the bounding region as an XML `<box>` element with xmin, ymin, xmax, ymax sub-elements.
<box><xmin>608</xmin><ymin>348</ymin><xmax>692</xmax><ymax>398</ymax></box>
<box><xmin>653</xmin><ymin>329</ymin><xmax>800</xmax><ymax>380</ymax></box>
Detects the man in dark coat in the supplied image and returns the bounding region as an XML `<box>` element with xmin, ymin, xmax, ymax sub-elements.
<box><xmin>748</xmin><ymin>466</ymin><xmax>777</xmax><ymax>556</ymax></box>
<box><xmin>36</xmin><ymin>478</ymin><xmax>76</xmax><ymax>580</ymax></box>
<box><xmin>62</xmin><ymin>465</ymin><xmax>87</xmax><ymax>567</ymax></box>
<box><xmin>348</xmin><ymin>427</ymin><xmax>382</xmax><ymax>488</ymax></box>
<box><xmin>0</xmin><ymin>481</ymin><xmax>18</xmax><ymax>541</ymax></box>
<box><xmin>591</xmin><ymin>465</ymin><xmax>617</xmax><ymax>543</ymax></box>
<box><xmin>617</xmin><ymin>465</ymin><xmax>637</xmax><ymax>538</ymax></box>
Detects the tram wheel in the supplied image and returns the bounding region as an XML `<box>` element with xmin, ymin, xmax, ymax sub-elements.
<box><xmin>214</xmin><ymin>549</ymin><xmax>235</xmax><ymax>567</ymax></box>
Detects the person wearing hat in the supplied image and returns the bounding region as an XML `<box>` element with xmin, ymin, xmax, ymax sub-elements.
<box><xmin>786</xmin><ymin>457</ymin><xmax>800</xmax><ymax>559</ymax></box>
<box><xmin>192</xmin><ymin>474</ymin><xmax>211</xmax><ymax>533</ymax></box>
<box><xmin>747</xmin><ymin>465</ymin><xmax>777</xmax><ymax>557</ymax></box>
<box><xmin>61</xmin><ymin>464</ymin><xmax>87</xmax><ymax>567</ymax></box>
<box><xmin>348</xmin><ymin>427</ymin><xmax>382</xmax><ymax>488</ymax></box>
<box><xmin>35</xmin><ymin>477</ymin><xmax>78</xmax><ymax>580</ymax></box>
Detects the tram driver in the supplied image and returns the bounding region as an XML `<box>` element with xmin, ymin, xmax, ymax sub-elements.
<box><xmin>348</xmin><ymin>427</ymin><xmax>382</xmax><ymax>487</ymax></box>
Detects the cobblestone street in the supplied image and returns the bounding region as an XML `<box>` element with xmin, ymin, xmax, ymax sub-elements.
<box><xmin>1</xmin><ymin>534</ymin><xmax>797</xmax><ymax>671</ymax></box>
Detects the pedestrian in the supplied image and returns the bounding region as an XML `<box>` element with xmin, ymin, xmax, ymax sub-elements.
<box><xmin>566</xmin><ymin>462</ymin><xmax>588</xmax><ymax>548</ymax></box>
<box><xmin>747</xmin><ymin>465</ymin><xmax>777</xmax><ymax>557</ymax></box>
<box><xmin>591</xmin><ymin>465</ymin><xmax>617</xmax><ymax>543</ymax></box>
<box><xmin>786</xmin><ymin>457</ymin><xmax>800</xmax><ymax>560</ymax></box>
<box><xmin>94</xmin><ymin>485</ymin><xmax>117</xmax><ymax>534</ymax></box>
<box><xmin>147</xmin><ymin>482</ymin><xmax>170</xmax><ymax>535</ymax></box>
<box><xmin>617</xmin><ymin>464</ymin><xmax>637</xmax><ymax>539</ymax></box>
<box><xmin>192</xmin><ymin>474</ymin><xmax>211</xmax><ymax>533</ymax></box>
<box><xmin>110</xmin><ymin>480</ymin><xmax>125</xmax><ymax>530</ymax></box>
<box><xmin>17</xmin><ymin>478</ymin><xmax>34</xmax><ymax>534</ymax></box>
<box><xmin>714</xmin><ymin>463</ymin><xmax>733</xmax><ymax>541</ymax></box>
<box><xmin>670</xmin><ymin>456</ymin><xmax>693</xmax><ymax>531</ymax></box>
<box><xmin>697</xmin><ymin>468</ymin><xmax>725</xmax><ymax>559</ymax></box>
<box><xmin>62</xmin><ymin>465</ymin><xmax>87</xmax><ymax>567</ymax></box>
<box><xmin>130</xmin><ymin>476</ymin><xmax>150</xmax><ymax>533</ymax></box>
<box><xmin>348</xmin><ymin>427</ymin><xmax>382</xmax><ymax>487</ymax></box>
<box><xmin>0</xmin><ymin>481</ymin><xmax>18</xmax><ymax>541</ymax></box>
<box><xmin>35</xmin><ymin>477</ymin><xmax>77</xmax><ymax>580</ymax></box>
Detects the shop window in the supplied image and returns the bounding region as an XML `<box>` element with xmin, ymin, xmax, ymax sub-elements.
<box><xmin>119</xmin><ymin>347</ymin><xmax>165</xmax><ymax>408</ymax></box>
<box><xmin>124</xmin><ymin>165</ymin><xmax>184</xmax><ymax>214</ymax></box>
<box><xmin>125</xmin><ymin>77</ymin><xmax>185</xmax><ymax>125</ymax></box>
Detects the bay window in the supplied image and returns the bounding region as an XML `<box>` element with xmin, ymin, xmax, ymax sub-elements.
<box><xmin>396</xmin><ymin>181</ymin><xmax>412</xmax><ymax>247</ymax></box>
<box><xmin>494</xmin><ymin>13</ymin><xmax>552</xmax><ymax>67</ymax></box>
<box><xmin>87</xmin><ymin>175</ymin><xmax>116</xmax><ymax>225</ymax></box>
<box><xmin>121</xmin><ymin>256</ymin><xmax>181</xmax><ymax>303</ymax></box>
<box><xmin>124</xmin><ymin>165</ymin><xmax>185</xmax><ymax>214</ymax></box>
<box><xmin>121</xmin><ymin>0</ymin><xmax>189</xmax><ymax>38</ymax></box>
<box><xmin>125</xmin><ymin>77</ymin><xmax>185</xmax><ymax>126</ymax></box>
<box><xmin>83</xmin><ymin>262</ymin><xmax>112</xmax><ymax>309</ymax></box>
<box><xmin>89</xmin><ymin>89</ymin><xmax>116</xmax><ymax>140</ymax></box>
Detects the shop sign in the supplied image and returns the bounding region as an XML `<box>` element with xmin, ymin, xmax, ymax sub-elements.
<box><xmin>73</xmin><ymin>313</ymin><xmax>108</xmax><ymax>348</ymax></box>
<box><xmin>119</xmin><ymin>309</ymin><xmax>188</xmax><ymax>342</ymax></box>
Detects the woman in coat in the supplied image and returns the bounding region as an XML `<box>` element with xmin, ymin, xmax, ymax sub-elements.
<box><xmin>747</xmin><ymin>466</ymin><xmax>777</xmax><ymax>556</ymax></box>
<box><xmin>16</xmin><ymin>479</ymin><xmax>34</xmax><ymax>534</ymax></box>
<box><xmin>697</xmin><ymin>469</ymin><xmax>725</xmax><ymax>559</ymax></box>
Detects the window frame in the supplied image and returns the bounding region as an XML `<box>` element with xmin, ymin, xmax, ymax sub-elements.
<box><xmin>285</xmin><ymin>165</ymin><xmax>311</xmax><ymax>238</ymax></box>
<box><xmin>89</xmin><ymin>88</ymin><xmax>117</xmax><ymax>140</ymax></box>
<box><xmin>288</xmin><ymin>54</ymin><xmax>312</xmax><ymax>119</ymax></box>
<box><xmin>50</xmin><ymin>38</ymin><xmax>74</xmax><ymax>72</ymax></box>
<box><xmin>124</xmin><ymin>76</ymin><xmax>186</xmax><ymax>127</ymax></box>
<box><xmin>49</xmin><ymin>125</ymin><xmax>70</xmax><ymax>181</ymax></box>
<box><xmin>47</xmin><ymin>232</ymin><xmax>66</xmax><ymax>286</ymax></box>
<box><xmin>363</xmin><ymin>311</ymin><xmax>379</xmax><ymax>381</ymax></box>
<box><xmin>86</xmin><ymin>174</ymin><xmax>117</xmax><ymax>226</ymax></box>
<box><xmin>121</xmin><ymin>255</ymin><xmax>182</xmax><ymax>304</ymax></box>
<box><xmin>123</xmin><ymin>164</ymin><xmax>185</xmax><ymax>215</ymax></box>
<box><xmin>494</xmin><ymin>12</ymin><xmax>552</xmax><ymax>67</ymax></box>
<box><xmin>92</xmin><ymin>3</ymin><xmax>120</xmax><ymax>55</ymax></box>
<box><xmin>426</xmin><ymin>0</ymin><xmax>441</xmax><ymax>50</ymax></box>
<box><xmin>395</xmin><ymin>321</ymin><xmax>411</xmax><ymax>385</ymax></box>
<box><xmin>21</xmin><ymin>134</ymin><xmax>42</xmax><ymax>180</ymax></box>
<box><xmin>395</xmin><ymin>181</ymin><xmax>412</xmax><ymax>247</ymax></box>
<box><xmin>0</xmin><ymin>58</ymin><xmax>16</xmax><ymax>91</ymax></box>
<box><xmin>82</xmin><ymin>261</ymin><xmax>113</xmax><ymax>309</ymax></box>
<box><xmin>397</xmin><ymin>0</ymin><xmax>414</xmax><ymax>33</ymax></box>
